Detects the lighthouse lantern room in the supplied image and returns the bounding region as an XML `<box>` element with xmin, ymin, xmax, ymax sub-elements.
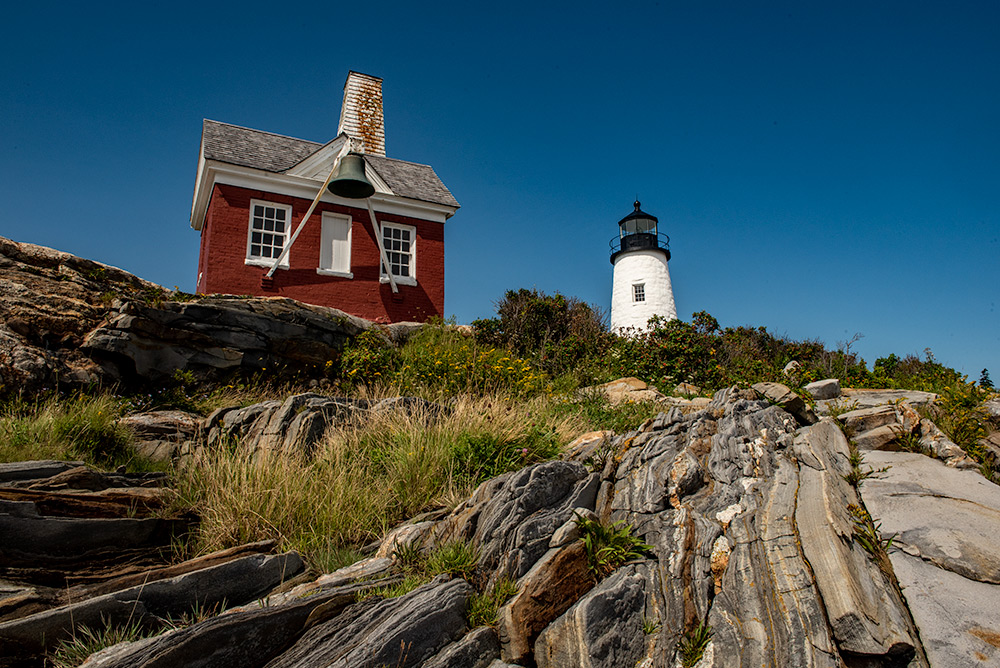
<box><xmin>609</xmin><ymin>201</ymin><xmax>677</xmax><ymax>332</ymax></box>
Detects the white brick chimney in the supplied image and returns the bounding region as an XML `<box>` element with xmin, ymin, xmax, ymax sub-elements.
<box><xmin>338</xmin><ymin>71</ymin><xmax>385</xmax><ymax>157</ymax></box>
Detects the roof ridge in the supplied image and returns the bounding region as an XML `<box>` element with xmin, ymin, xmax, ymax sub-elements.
<box><xmin>203</xmin><ymin>119</ymin><xmax>324</xmax><ymax>147</ymax></box>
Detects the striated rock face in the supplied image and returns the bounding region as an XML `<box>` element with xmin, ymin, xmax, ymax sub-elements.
<box><xmin>0</xmin><ymin>236</ymin><xmax>416</xmax><ymax>392</ymax></box>
<box><xmin>860</xmin><ymin>451</ymin><xmax>1000</xmax><ymax>666</ymax></box>
<box><xmin>6</xmin><ymin>384</ymin><xmax>1000</xmax><ymax>668</ymax></box>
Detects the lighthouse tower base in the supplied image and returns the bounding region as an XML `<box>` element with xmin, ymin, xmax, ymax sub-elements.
<box><xmin>611</xmin><ymin>249</ymin><xmax>676</xmax><ymax>332</ymax></box>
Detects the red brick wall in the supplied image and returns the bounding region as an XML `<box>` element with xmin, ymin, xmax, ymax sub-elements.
<box><xmin>196</xmin><ymin>183</ymin><xmax>444</xmax><ymax>323</ymax></box>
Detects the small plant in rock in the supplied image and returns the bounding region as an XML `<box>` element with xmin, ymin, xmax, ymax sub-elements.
<box><xmin>678</xmin><ymin>621</ymin><xmax>713</xmax><ymax>668</ymax></box>
<box><xmin>575</xmin><ymin>515</ymin><xmax>652</xmax><ymax>578</ymax></box>
<box><xmin>893</xmin><ymin>428</ymin><xmax>930</xmax><ymax>456</ymax></box>
<box><xmin>425</xmin><ymin>539</ymin><xmax>480</xmax><ymax>579</ymax></box>
<box><xmin>642</xmin><ymin>614</ymin><xmax>662</xmax><ymax>635</ymax></box>
<box><xmin>391</xmin><ymin>540</ymin><xmax>424</xmax><ymax>570</ymax></box>
<box><xmin>979</xmin><ymin>462</ymin><xmax>999</xmax><ymax>486</ymax></box>
<box><xmin>848</xmin><ymin>503</ymin><xmax>897</xmax><ymax>573</ymax></box>
<box><xmin>50</xmin><ymin>617</ymin><xmax>150</xmax><ymax>668</ymax></box>
<box><xmin>825</xmin><ymin>398</ymin><xmax>859</xmax><ymax>420</ymax></box>
<box><xmin>843</xmin><ymin>445</ymin><xmax>889</xmax><ymax>487</ymax></box>
<box><xmin>466</xmin><ymin>577</ymin><xmax>518</xmax><ymax>628</ymax></box>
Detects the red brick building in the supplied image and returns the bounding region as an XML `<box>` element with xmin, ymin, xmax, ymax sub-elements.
<box><xmin>189</xmin><ymin>72</ymin><xmax>459</xmax><ymax>323</ymax></box>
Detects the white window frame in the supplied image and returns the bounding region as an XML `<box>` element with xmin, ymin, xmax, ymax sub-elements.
<box><xmin>245</xmin><ymin>199</ymin><xmax>292</xmax><ymax>268</ymax></box>
<box><xmin>317</xmin><ymin>212</ymin><xmax>353</xmax><ymax>278</ymax></box>
<box><xmin>379</xmin><ymin>221</ymin><xmax>417</xmax><ymax>287</ymax></box>
<box><xmin>633</xmin><ymin>283</ymin><xmax>646</xmax><ymax>303</ymax></box>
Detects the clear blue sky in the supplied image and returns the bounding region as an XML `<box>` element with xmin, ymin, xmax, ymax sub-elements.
<box><xmin>2</xmin><ymin>1</ymin><xmax>997</xmax><ymax>378</ymax></box>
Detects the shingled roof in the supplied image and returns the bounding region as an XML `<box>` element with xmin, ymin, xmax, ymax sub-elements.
<box><xmin>201</xmin><ymin>120</ymin><xmax>458</xmax><ymax>209</ymax></box>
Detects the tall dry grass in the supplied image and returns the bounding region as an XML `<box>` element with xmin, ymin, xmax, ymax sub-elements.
<box><xmin>177</xmin><ymin>391</ymin><xmax>582</xmax><ymax>571</ymax></box>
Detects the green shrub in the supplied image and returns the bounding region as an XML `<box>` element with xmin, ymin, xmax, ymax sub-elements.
<box><xmin>678</xmin><ymin>621</ymin><xmax>713</xmax><ymax>668</ymax></box>
<box><xmin>466</xmin><ymin>577</ymin><xmax>518</xmax><ymax>628</ymax></box>
<box><xmin>575</xmin><ymin>515</ymin><xmax>652</xmax><ymax>578</ymax></box>
<box><xmin>425</xmin><ymin>539</ymin><xmax>480</xmax><ymax>579</ymax></box>
<box><xmin>551</xmin><ymin>391</ymin><xmax>660</xmax><ymax>434</ymax></box>
<box><xmin>925</xmin><ymin>380</ymin><xmax>991</xmax><ymax>462</ymax></box>
<box><xmin>50</xmin><ymin>618</ymin><xmax>150</xmax><ymax>668</ymax></box>
<box><xmin>341</xmin><ymin>329</ymin><xmax>401</xmax><ymax>387</ymax></box>
<box><xmin>451</xmin><ymin>425</ymin><xmax>560</xmax><ymax>487</ymax></box>
<box><xmin>473</xmin><ymin>289</ymin><xmax>610</xmax><ymax>381</ymax></box>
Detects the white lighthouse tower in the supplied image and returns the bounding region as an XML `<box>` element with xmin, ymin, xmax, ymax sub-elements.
<box><xmin>610</xmin><ymin>201</ymin><xmax>677</xmax><ymax>332</ymax></box>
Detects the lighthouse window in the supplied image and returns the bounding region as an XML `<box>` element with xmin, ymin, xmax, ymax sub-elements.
<box><xmin>633</xmin><ymin>284</ymin><xmax>646</xmax><ymax>302</ymax></box>
<box><xmin>246</xmin><ymin>200</ymin><xmax>291</xmax><ymax>268</ymax></box>
<box><xmin>380</xmin><ymin>222</ymin><xmax>417</xmax><ymax>286</ymax></box>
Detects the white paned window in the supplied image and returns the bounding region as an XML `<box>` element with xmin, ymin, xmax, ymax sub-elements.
<box><xmin>318</xmin><ymin>213</ymin><xmax>353</xmax><ymax>277</ymax></box>
<box><xmin>380</xmin><ymin>222</ymin><xmax>417</xmax><ymax>286</ymax></box>
<box><xmin>633</xmin><ymin>283</ymin><xmax>646</xmax><ymax>303</ymax></box>
<box><xmin>246</xmin><ymin>200</ymin><xmax>291</xmax><ymax>267</ymax></box>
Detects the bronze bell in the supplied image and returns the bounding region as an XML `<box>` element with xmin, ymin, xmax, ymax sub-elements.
<box><xmin>327</xmin><ymin>153</ymin><xmax>375</xmax><ymax>199</ymax></box>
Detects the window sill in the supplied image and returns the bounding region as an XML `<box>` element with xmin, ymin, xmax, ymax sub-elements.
<box><xmin>316</xmin><ymin>269</ymin><xmax>353</xmax><ymax>278</ymax></box>
<box><xmin>246</xmin><ymin>257</ymin><xmax>288</xmax><ymax>270</ymax></box>
<box><xmin>380</xmin><ymin>275</ymin><xmax>417</xmax><ymax>287</ymax></box>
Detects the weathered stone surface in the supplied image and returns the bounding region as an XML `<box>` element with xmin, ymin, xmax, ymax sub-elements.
<box><xmin>430</xmin><ymin>460</ymin><xmax>600</xmax><ymax>582</ymax></box>
<box><xmin>919</xmin><ymin>418</ymin><xmax>979</xmax><ymax>468</ymax></box>
<box><xmin>262</xmin><ymin>557</ymin><xmax>395</xmax><ymax>608</ymax></box>
<box><xmin>887</xmin><ymin>551</ymin><xmax>1000</xmax><ymax>667</ymax></box>
<box><xmin>751</xmin><ymin>382</ymin><xmax>817</xmax><ymax>425</ymax></box>
<box><xmin>838</xmin><ymin>404</ymin><xmax>916</xmax><ymax>437</ymax></box>
<box><xmin>497</xmin><ymin>541</ymin><xmax>595</xmax><ymax>664</ymax></box>
<box><xmin>816</xmin><ymin>388</ymin><xmax>938</xmax><ymax>414</ymax></box>
<box><xmin>0</xmin><ymin>514</ymin><xmax>191</xmax><ymax>575</ymax></box>
<box><xmin>0</xmin><ymin>460</ymin><xmax>85</xmax><ymax>485</ymax></box>
<box><xmin>0</xmin><ymin>485</ymin><xmax>175</xmax><ymax>519</ymax></box>
<box><xmin>804</xmin><ymin>378</ymin><xmax>840</xmax><ymax>400</ymax></box>
<box><xmin>793</xmin><ymin>420</ymin><xmax>924</xmax><ymax>663</ymax></box>
<box><xmin>534</xmin><ymin>563</ymin><xmax>649</xmax><ymax>668</ymax></box>
<box><xmin>561</xmin><ymin>431</ymin><xmax>612</xmax><ymax>463</ymax></box>
<box><xmin>593</xmin><ymin>377</ymin><xmax>668</xmax><ymax>405</ymax></box>
<box><xmin>0</xmin><ymin>541</ymin><xmax>278</xmax><ymax>623</ymax></box>
<box><xmin>861</xmin><ymin>451</ymin><xmax>1000</xmax><ymax>585</ymax></box>
<box><xmin>852</xmin><ymin>423</ymin><xmax>902</xmax><ymax>450</ymax></box>
<box><xmin>425</xmin><ymin>626</ymin><xmax>501</xmax><ymax>668</ymax></box>
<box><xmin>982</xmin><ymin>398</ymin><xmax>1000</xmax><ymax>420</ymax></box>
<box><xmin>0</xmin><ymin>551</ymin><xmax>304</xmax><ymax>656</ymax></box>
<box><xmin>120</xmin><ymin>410</ymin><xmax>201</xmax><ymax>463</ymax></box>
<box><xmin>548</xmin><ymin>509</ymin><xmax>596</xmax><ymax>548</ymax></box>
<box><xmin>265</xmin><ymin>576</ymin><xmax>472</xmax><ymax>668</ymax></box>
<box><xmin>17</xmin><ymin>466</ymin><xmax>167</xmax><ymax>492</ymax></box>
<box><xmin>204</xmin><ymin>393</ymin><xmax>443</xmax><ymax>460</ymax></box>
<box><xmin>0</xmin><ymin>236</ymin><xmax>396</xmax><ymax>390</ymax></box>
<box><xmin>80</xmin><ymin>578</ymin><xmax>386</xmax><ymax>668</ymax></box>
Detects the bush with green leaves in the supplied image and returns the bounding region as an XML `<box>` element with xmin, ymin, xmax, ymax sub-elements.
<box><xmin>678</xmin><ymin>621</ymin><xmax>713</xmax><ymax>668</ymax></box>
<box><xmin>924</xmin><ymin>380</ymin><xmax>992</xmax><ymax>464</ymax></box>
<box><xmin>472</xmin><ymin>288</ymin><xmax>610</xmax><ymax>382</ymax></box>
<box><xmin>467</xmin><ymin>577</ymin><xmax>518</xmax><ymax>628</ymax></box>
<box><xmin>575</xmin><ymin>514</ymin><xmax>652</xmax><ymax>578</ymax></box>
<box><xmin>551</xmin><ymin>391</ymin><xmax>660</xmax><ymax>434</ymax></box>
<box><xmin>340</xmin><ymin>329</ymin><xmax>402</xmax><ymax>387</ymax></box>
<box><xmin>451</xmin><ymin>425</ymin><xmax>560</xmax><ymax>487</ymax></box>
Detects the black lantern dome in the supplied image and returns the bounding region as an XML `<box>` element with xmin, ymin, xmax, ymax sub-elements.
<box><xmin>609</xmin><ymin>200</ymin><xmax>670</xmax><ymax>263</ymax></box>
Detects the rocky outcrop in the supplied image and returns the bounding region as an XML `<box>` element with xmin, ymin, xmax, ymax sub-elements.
<box><xmin>6</xmin><ymin>385</ymin><xmax>1000</xmax><ymax>668</ymax></box>
<box><xmin>586</xmin><ymin>377</ymin><xmax>711</xmax><ymax>412</ymax></box>
<box><xmin>0</xmin><ymin>236</ymin><xmax>420</xmax><ymax>391</ymax></box>
<box><xmin>804</xmin><ymin>378</ymin><xmax>840</xmax><ymax>400</ymax></box>
<box><xmin>859</xmin><ymin>451</ymin><xmax>1000</xmax><ymax>666</ymax></box>
<box><xmin>122</xmin><ymin>394</ymin><xmax>443</xmax><ymax>467</ymax></box>
<box><xmin>0</xmin><ymin>463</ymin><xmax>304</xmax><ymax>667</ymax></box>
